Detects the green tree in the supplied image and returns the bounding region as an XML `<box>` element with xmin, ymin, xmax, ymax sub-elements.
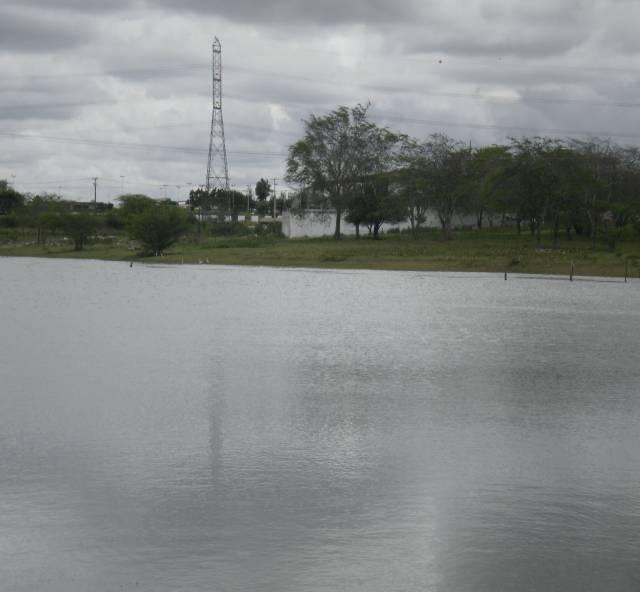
<box><xmin>344</xmin><ymin>125</ymin><xmax>406</xmax><ymax>238</ymax></box>
<box><xmin>22</xmin><ymin>193</ymin><xmax>65</xmax><ymax>245</ymax></box>
<box><xmin>127</xmin><ymin>204</ymin><xmax>192</xmax><ymax>255</ymax></box>
<box><xmin>0</xmin><ymin>180</ymin><xmax>24</xmax><ymax>215</ymax></box>
<box><xmin>346</xmin><ymin>176</ymin><xmax>406</xmax><ymax>238</ymax></box>
<box><xmin>118</xmin><ymin>194</ymin><xmax>156</xmax><ymax>218</ymax></box>
<box><xmin>406</xmin><ymin>134</ymin><xmax>471</xmax><ymax>239</ymax></box>
<box><xmin>61</xmin><ymin>212</ymin><xmax>98</xmax><ymax>251</ymax></box>
<box><xmin>464</xmin><ymin>145</ymin><xmax>512</xmax><ymax>229</ymax></box>
<box><xmin>255</xmin><ymin>178</ymin><xmax>271</xmax><ymax>202</ymax></box>
<box><xmin>287</xmin><ymin>103</ymin><xmax>382</xmax><ymax>238</ymax></box>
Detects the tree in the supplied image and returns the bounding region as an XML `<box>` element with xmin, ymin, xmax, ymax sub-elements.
<box><xmin>118</xmin><ymin>194</ymin><xmax>156</xmax><ymax>218</ymax></box>
<box><xmin>505</xmin><ymin>137</ymin><xmax>561</xmax><ymax>243</ymax></box>
<box><xmin>255</xmin><ymin>178</ymin><xmax>271</xmax><ymax>202</ymax></box>
<box><xmin>405</xmin><ymin>134</ymin><xmax>471</xmax><ymax>239</ymax></box>
<box><xmin>127</xmin><ymin>204</ymin><xmax>192</xmax><ymax>255</ymax></box>
<box><xmin>463</xmin><ymin>145</ymin><xmax>511</xmax><ymax>229</ymax></box>
<box><xmin>287</xmin><ymin>103</ymin><xmax>382</xmax><ymax>238</ymax></box>
<box><xmin>346</xmin><ymin>176</ymin><xmax>406</xmax><ymax>238</ymax></box>
<box><xmin>344</xmin><ymin>126</ymin><xmax>406</xmax><ymax>238</ymax></box>
<box><xmin>60</xmin><ymin>212</ymin><xmax>98</xmax><ymax>251</ymax></box>
<box><xmin>394</xmin><ymin>147</ymin><xmax>431</xmax><ymax>236</ymax></box>
<box><xmin>0</xmin><ymin>180</ymin><xmax>24</xmax><ymax>215</ymax></box>
<box><xmin>22</xmin><ymin>193</ymin><xmax>65</xmax><ymax>245</ymax></box>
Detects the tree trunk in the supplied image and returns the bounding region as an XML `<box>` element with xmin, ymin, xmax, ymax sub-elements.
<box><xmin>373</xmin><ymin>222</ymin><xmax>381</xmax><ymax>239</ymax></box>
<box><xmin>440</xmin><ymin>217</ymin><xmax>451</xmax><ymax>240</ymax></box>
<box><xmin>355</xmin><ymin>223</ymin><xmax>360</xmax><ymax>239</ymax></box>
<box><xmin>476</xmin><ymin>208</ymin><xmax>484</xmax><ymax>229</ymax></box>
<box><xmin>334</xmin><ymin>207</ymin><xmax>342</xmax><ymax>239</ymax></box>
<box><xmin>552</xmin><ymin>216</ymin><xmax>560</xmax><ymax>249</ymax></box>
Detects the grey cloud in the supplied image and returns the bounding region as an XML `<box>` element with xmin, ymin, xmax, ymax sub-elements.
<box><xmin>406</xmin><ymin>29</ymin><xmax>587</xmax><ymax>59</ymax></box>
<box><xmin>2</xmin><ymin>0</ymin><xmax>638</xmax><ymax>201</ymax></box>
<box><xmin>149</xmin><ymin>0</ymin><xmax>423</xmax><ymax>25</ymax></box>
<box><xmin>4</xmin><ymin>0</ymin><xmax>133</xmax><ymax>13</ymax></box>
<box><xmin>0</xmin><ymin>75</ymin><xmax>115</xmax><ymax>123</ymax></box>
<box><xmin>0</xmin><ymin>7</ymin><xmax>91</xmax><ymax>52</ymax></box>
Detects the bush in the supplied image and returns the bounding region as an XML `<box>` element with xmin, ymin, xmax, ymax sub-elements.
<box><xmin>61</xmin><ymin>213</ymin><xmax>98</xmax><ymax>251</ymax></box>
<box><xmin>0</xmin><ymin>214</ymin><xmax>18</xmax><ymax>228</ymax></box>
<box><xmin>127</xmin><ymin>206</ymin><xmax>192</xmax><ymax>255</ymax></box>
<box><xmin>105</xmin><ymin>210</ymin><xmax>125</xmax><ymax>230</ymax></box>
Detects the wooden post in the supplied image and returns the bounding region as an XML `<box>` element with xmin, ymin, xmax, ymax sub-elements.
<box><xmin>504</xmin><ymin>271</ymin><xmax>507</xmax><ymax>281</ymax></box>
<box><xmin>570</xmin><ymin>261</ymin><xmax>574</xmax><ymax>282</ymax></box>
<box><xmin>625</xmin><ymin>258</ymin><xmax>628</xmax><ymax>283</ymax></box>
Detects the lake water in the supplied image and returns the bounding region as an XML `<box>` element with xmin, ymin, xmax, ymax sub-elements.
<box><xmin>1</xmin><ymin>258</ymin><xmax>639</xmax><ymax>591</ymax></box>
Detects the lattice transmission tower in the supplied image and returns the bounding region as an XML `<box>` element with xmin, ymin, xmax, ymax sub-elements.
<box><xmin>205</xmin><ymin>37</ymin><xmax>230</xmax><ymax>197</ymax></box>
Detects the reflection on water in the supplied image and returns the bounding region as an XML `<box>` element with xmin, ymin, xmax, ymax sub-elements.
<box><xmin>1</xmin><ymin>258</ymin><xmax>640</xmax><ymax>591</ymax></box>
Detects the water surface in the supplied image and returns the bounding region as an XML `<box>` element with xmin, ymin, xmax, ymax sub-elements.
<box><xmin>1</xmin><ymin>258</ymin><xmax>639</xmax><ymax>591</ymax></box>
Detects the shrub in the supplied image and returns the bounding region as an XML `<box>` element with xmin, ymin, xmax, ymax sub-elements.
<box><xmin>61</xmin><ymin>213</ymin><xmax>98</xmax><ymax>251</ymax></box>
<box><xmin>127</xmin><ymin>206</ymin><xmax>192</xmax><ymax>255</ymax></box>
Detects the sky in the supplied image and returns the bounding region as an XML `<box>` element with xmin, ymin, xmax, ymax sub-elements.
<box><xmin>1</xmin><ymin>0</ymin><xmax>640</xmax><ymax>202</ymax></box>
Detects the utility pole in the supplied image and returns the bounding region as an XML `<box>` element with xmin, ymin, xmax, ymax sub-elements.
<box><xmin>92</xmin><ymin>177</ymin><xmax>98</xmax><ymax>206</ymax></box>
<box><xmin>246</xmin><ymin>185</ymin><xmax>252</xmax><ymax>213</ymax></box>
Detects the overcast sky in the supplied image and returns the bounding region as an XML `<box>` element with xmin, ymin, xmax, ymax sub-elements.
<box><xmin>1</xmin><ymin>0</ymin><xmax>639</xmax><ymax>202</ymax></box>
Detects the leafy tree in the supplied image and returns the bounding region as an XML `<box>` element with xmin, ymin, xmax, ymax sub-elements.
<box><xmin>60</xmin><ymin>212</ymin><xmax>98</xmax><ymax>251</ymax></box>
<box><xmin>394</xmin><ymin>151</ymin><xmax>431</xmax><ymax>236</ymax></box>
<box><xmin>463</xmin><ymin>145</ymin><xmax>512</xmax><ymax>229</ymax></box>
<box><xmin>346</xmin><ymin>176</ymin><xmax>406</xmax><ymax>238</ymax></box>
<box><xmin>22</xmin><ymin>193</ymin><xmax>65</xmax><ymax>245</ymax></box>
<box><xmin>118</xmin><ymin>194</ymin><xmax>155</xmax><ymax>218</ymax></box>
<box><xmin>0</xmin><ymin>180</ymin><xmax>24</xmax><ymax>215</ymax></box>
<box><xmin>405</xmin><ymin>134</ymin><xmax>471</xmax><ymax>239</ymax></box>
<box><xmin>287</xmin><ymin>103</ymin><xmax>384</xmax><ymax>238</ymax></box>
<box><xmin>344</xmin><ymin>126</ymin><xmax>406</xmax><ymax>238</ymax></box>
<box><xmin>255</xmin><ymin>178</ymin><xmax>271</xmax><ymax>202</ymax></box>
<box><xmin>127</xmin><ymin>204</ymin><xmax>192</xmax><ymax>255</ymax></box>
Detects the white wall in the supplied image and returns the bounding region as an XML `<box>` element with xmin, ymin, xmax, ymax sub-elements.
<box><xmin>281</xmin><ymin>210</ymin><xmax>487</xmax><ymax>238</ymax></box>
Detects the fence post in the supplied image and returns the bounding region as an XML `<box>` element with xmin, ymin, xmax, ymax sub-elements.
<box><xmin>625</xmin><ymin>258</ymin><xmax>629</xmax><ymax>283</ymax></box>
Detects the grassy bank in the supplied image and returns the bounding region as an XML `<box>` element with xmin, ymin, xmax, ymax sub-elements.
<box><xmin>1</xmin><ymin>227</ymin><xmax>639</xmax><ymax>278</ymax></box>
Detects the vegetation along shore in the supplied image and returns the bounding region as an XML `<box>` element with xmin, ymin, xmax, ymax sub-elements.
<box><xmin>2</xmin><ymin>103</ymin><xmax>640</xmax><ymax>279</ymax></box>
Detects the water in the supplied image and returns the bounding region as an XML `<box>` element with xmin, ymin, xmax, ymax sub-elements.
<box><xmin>1</xmin><ymin>258</ymin><xmax>639</xmax><ymax>591</ymax></box>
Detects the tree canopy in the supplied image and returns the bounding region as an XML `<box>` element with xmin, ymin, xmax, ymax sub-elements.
<box><xmin>286</xmin><ymin>106</ymin><xmax>640</xmax><ymax>244</ymax></box>
<box><xmin>0</xmin><ymin>180</ymin><xmax>24</xmax><ymax>215</ymax></box>
<box><xmin>255</xmin><ymin>178</ymin><xmax>271</xmax><ymax>202</ymax></box>
<box><xmin>287</xmin><ymin>103</ymin><xmax>402</xmax><ymax>238</ymax></box>
<box><xmin>126</xmin><ymin>202</ymin><xmax>192</xmax><ymax>255</ymax></box>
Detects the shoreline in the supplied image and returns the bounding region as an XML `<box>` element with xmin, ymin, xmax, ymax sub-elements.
<box><xmin>1</xmin><ymin>230</ymin><xmax>638</xmax><ymax>279</ymax></box>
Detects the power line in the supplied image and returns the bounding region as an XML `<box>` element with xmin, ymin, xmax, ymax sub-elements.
<box><xmin>3</xmin><ymin>105</ymin><xmax>640</xmax><ymax>156</ymax></box>
<box><xmin>1</xmin><ymin>83</ymin><xmax>639</xmax><ymax>114</ymax></box>
<box><xmin>369</xmin><ymin>112</ymin><xmax>640</xmax><ymax>142</ymax></box>
<box><xmin>0</xmin><ymin>131</ymin><xmax>288</xmax><ymax>157</ymax></box>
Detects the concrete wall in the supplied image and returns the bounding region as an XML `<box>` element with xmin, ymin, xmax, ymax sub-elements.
<box><xmin>281</xmin><ymin>209</ymin><xmax>488</xmax><ymax>238</ymax></box>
